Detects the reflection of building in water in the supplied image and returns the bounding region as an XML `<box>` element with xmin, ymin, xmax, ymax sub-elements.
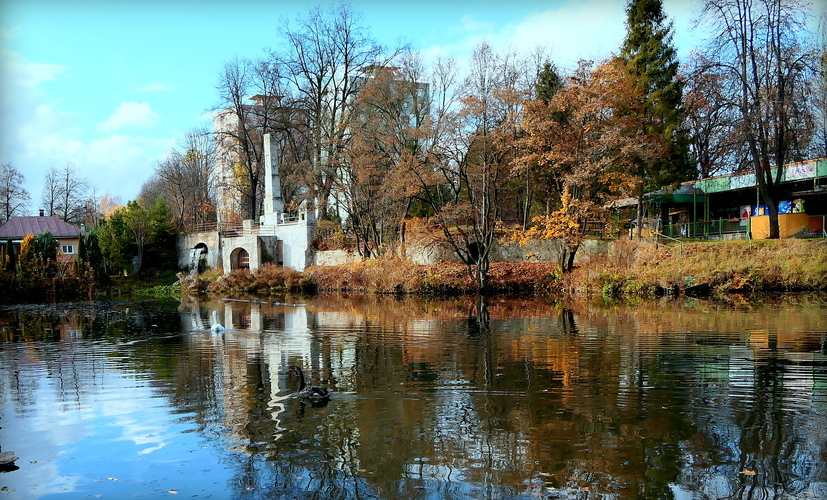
<box><xmin>175</xmin><ymin>298</ymin><xmax>827</xmax><ymax>494</ymax></box>
<box><xmin>180</xmin><ymin>300</ymin><xmax>359</xmax><ymax>452</ymax></box>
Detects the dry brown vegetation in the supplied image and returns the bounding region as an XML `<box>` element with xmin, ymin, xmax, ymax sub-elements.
<box><xmin>303</xmin><ymin>259</ymin><xmax>563</xmax><ymax>295</ymax></box>
<box><xmin>571</xmin><ymin>238</ymin><xmax>827</xmax><ymax>298</ymax></box>
<box><xmin>179</xmin><ymin>265</ymin><xmax>313</xmax><ymax>295</ymax></box>
<box><xmin>181</xmin><ymin>239</ymin><xmax>825</xmax><ymax>299</ymax></box>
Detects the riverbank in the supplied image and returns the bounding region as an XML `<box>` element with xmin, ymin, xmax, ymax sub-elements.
<box><xmin>181</xmin><ymin>238</ymin><xmax>826</xmax><ymax>299</ymax></box>
<box><xmin>573</xmin><ymin>238</ymin><xmax>827</xmax><ymax>298</ymax></box>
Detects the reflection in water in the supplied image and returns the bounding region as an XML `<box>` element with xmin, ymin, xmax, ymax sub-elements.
<box><xmin>0</xmin><ymin>295</ymin><xmax>826</xmax><ymax>499</ymax></box>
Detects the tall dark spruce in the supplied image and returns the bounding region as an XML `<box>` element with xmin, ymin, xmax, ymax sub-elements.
<box><xmin>619</xmin><ymin>0</ymin><xmax>694</xmax><ymax>237</ymax></box>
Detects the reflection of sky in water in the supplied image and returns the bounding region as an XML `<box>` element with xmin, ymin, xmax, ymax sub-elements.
<box><xmin>1</xmin><ymin>349</ymin><xmax>236</xmax><ymax>499</ymax></box>
<box><xmin>1</xmin><ymin>297</ymin><xmax>827</xmax><ymax>499</ymax></box>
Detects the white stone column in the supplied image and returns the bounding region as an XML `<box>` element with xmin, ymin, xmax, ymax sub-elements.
<box><xmin>263</xmin><ymin>133</ymin><xmax>284</xmax><ymax>226</ymax></box>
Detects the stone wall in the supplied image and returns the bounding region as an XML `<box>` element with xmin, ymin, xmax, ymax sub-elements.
<box><xmin>404</xmin><ymin>237</ymin><xmax>569</xmax><ymax>265</ymax></box>
<box><xmin>314</xmin><ymin>249</ymin><xmax>362</xmax><ymax>267</ymax></box>
<box><xmin>490</xmin><ymin>238</ymin><xmax>565</xmax><ymax>263</ymax></box>
<box><xmin>275</xmin><ymin>219</ymin><xmax>316</xmax><ymax>271</ymax></box>
<box><xmin>311</xmin><ymin>237</ymin><xmax>609</xmax><ymax>267</ymax></box>
<box><xmin>179</xmin><ymin>226</ymin><xmax>617</xmax><ymax>273</ymax></box>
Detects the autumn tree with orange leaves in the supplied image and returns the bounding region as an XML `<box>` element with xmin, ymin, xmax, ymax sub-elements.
<box><xmin>339</xmin><ymin>57</ymin><xmax>431</xmax><ymax>258</ymax></box>
<box><xmin>514</xmin><ymin>58</ymin><xmax>667</xmax><ymax>272</ymax></box>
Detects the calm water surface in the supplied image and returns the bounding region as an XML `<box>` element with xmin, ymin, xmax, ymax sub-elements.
<box><xmin>1</xmin><ymin>294</ymin><xmax>826</xmax><ymax>499</ymax></box>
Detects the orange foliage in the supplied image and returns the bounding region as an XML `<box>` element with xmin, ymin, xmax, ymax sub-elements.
<box><xmin>513</xmin><ymin>58</ymin><xmax>668</xmax><ymax>271</ymax></box>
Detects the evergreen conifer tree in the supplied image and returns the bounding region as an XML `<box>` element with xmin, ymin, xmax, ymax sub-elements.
<box><xmin>619</xmin><ymin>0</ymin><xmax>695</xmax><ymax>234</ymax></box>
<box><xmin>83</xmin><ymin>230</ymin><xmax>106</xmax><ymax>277</ymax></box>
<box><xmin>536</xmin><ymin>62</ymin><xmax>563</xmax><ymax>104</ymax></box>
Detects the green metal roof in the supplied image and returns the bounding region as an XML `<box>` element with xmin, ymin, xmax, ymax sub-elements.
<box><xmin>693</xmin><ymin>159</ymin><xmax>825</xmax><ymax>194</ymax></box>
<box><xmin>645</xmin><ymin>184</ymin><xmax>705</xmax><ymax>203</ymax></box>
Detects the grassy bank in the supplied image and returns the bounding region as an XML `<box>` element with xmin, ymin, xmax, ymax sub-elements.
<box><xmin>573</xmin><ymin>238</ymin><xmax>827</xmax><ymax>298</ymax></box>
<box><xmin>181</xmin><ymin>238</ymin><xmax>826</xmax><ymax>299</ymax></box>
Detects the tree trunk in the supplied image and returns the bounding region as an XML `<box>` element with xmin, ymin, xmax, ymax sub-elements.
<box><xmin>635</xmin><ymin>177</ymin><xmax>646</xmax><ymax>239</ymax></box>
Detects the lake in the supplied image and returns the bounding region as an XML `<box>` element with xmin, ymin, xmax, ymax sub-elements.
<box><xmin>1</xmin><ymin>294</ymin><xmax>826</xmax><ymax>499</ymax></box>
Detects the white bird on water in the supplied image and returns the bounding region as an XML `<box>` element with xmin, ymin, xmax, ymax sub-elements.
<box><xmin>210</xmin><ymin>311</ymin><xmax>225</xmax><ymax>332</ymax></box>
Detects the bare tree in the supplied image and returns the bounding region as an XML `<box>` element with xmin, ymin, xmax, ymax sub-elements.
<box><xmin>697</xmin><ymin>0</ymin><xmax>818</xmax><ymax>238</ymax></box>
<box><xmin>809</xmin><ymin>13</ymin><xmax>827</xmax><ymax>159</ymax></box>
<box><xmin>41</xmin><ymin>167</ymin><xmax>62</xmax><ymax>216</ymax></box>
<box><xmin>408</xmin><ymin>43</ymin><xmax>529</xmax><ymax>288</ymax></box>
<box><xmin>145</xmin><ymin>127</ymin><xmax>216</xmax><ymax>231</ymax></box>
<box><xmin>0</xmin><ymin>163</ymin><xmax>31</xmax><ymax>223</ymax></box>
<box><xmin>214</xmin><ymin>57</ymin><xmax>286</xmax><ymax>223</ymax></box>
<box><xmin>338</xmin><ymin>54</ymin><xmax>431</xmax><ymax>257</ymax></box>
<box><xmin>60</xmin><ymin>164</ymin><xmax>90</xmax><ymax>224</ymax></box>
<box><xmin>276</xmin><ymin>1</ymin><xmax>391</xmax><ymax>219</ymax></box>
<box><xmin>81</xmin><ymin>185</ymin><xmax>102</xmax><ymax>229</ymax></box>
<box><xmin>684</xmin><ymin>53</ymin><xmax>742</xmax><ymax>178</ymax></box>
<box><xmin>40</xmin><ymin>164</ymin><xmax>90</xmax><ymax>224</ymax></box>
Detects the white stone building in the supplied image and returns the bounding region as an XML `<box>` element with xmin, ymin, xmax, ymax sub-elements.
<box><xmin>177</xmin><ymin>132</ymin><xmax>316</xmax><ymax>274</ymax></box>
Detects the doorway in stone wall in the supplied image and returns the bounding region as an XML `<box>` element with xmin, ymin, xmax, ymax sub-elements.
<box><xmin>230</xmin><ymin>247</ymin><xmax>250</xmax><ymax>271</ymax></box>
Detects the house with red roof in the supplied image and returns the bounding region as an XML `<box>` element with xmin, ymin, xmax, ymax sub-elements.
<box><xmin>0</xmin><ymin>210</ymin><xmax>84</xmax><ymax>264</ymax></box>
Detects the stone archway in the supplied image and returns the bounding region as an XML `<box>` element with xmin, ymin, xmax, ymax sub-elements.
<box><xmin>230</xmin><ymin>247</ymin><xmax>250</xmax><ymax>271</ymax></box>
<box><xmin>188</xmin><ymin>243</ymin><xmax>209</xmax><ymax>273</ymax></box>
<box><xmin>178</xmin><ymin>231</ymin><xmax>221</xmax><ymax>272</ymax></box>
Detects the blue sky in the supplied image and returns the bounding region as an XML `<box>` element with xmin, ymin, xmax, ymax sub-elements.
<box><xmin>0</xmin><ymin>0</ymin><xmax>815</xmax><ymax>212</ymax></box>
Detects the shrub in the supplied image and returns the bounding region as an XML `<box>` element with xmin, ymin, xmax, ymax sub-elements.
<box><xmin>205</xmin><ymin>265</ymin><xmax>313</xmax><ymax>295</ymax></box>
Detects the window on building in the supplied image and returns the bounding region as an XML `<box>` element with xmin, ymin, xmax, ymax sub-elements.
<box><xmin>61</xmin><ymin>244</ymin><xmax>74</xmax><ymax>255</ymax></box>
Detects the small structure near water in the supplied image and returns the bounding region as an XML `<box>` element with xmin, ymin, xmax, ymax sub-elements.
<box><xmin>0</xmin><ymin>211</ymin><xmax>84</xmax><ymax>264</ymax></box>
<box><xmin>176</xmin><ymin>133</ymin><xmax>316</xmax><ymax>274</ymax></box>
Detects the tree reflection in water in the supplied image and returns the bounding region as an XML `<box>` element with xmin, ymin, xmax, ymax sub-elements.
<box><xmin>0</xmin><ymin>295</ymin><xmax>825</xmax><ymax>499</ymax></box>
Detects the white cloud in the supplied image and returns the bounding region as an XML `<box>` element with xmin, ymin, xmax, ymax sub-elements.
<box><xmin>1</xmin><ymin>47</ymin><xmax>70</xmax><ymax>153</ymax></box>
<box><xmin>8</xmin><ymin>60</ymin><xmax>68</xmax><ymax>87</ymax></box>
<box><xmin>1</xmin><ymin>27</ymin><xmax>21</xmax><ymax>41</ymax></box>
<box><xmin>417</xmin><ymin>0</ymin><xmax>697</xmax><ymax>73</ymax></box>
<box><xmin>414</xmin><ymin>1</ymin><xmax>627</xmax><ymax>76</ymax></box>
<box><xmin>452</xmin><ymin>14</ymin><xmax>495</xmax><ymax>35</ymax></box>
<box><xmin>15</xmin><ymin>122</ymin><xmax>173</xmax><ymax>204</ymax></box>
<box><xmin>505</xmin><ymin>1</ymin><xmax>628</xmax><ymax>70</ymax></box>
<box><xmin>0</xmin><ymin>51</ymin><xmax>174</xmax><ymax>207</ymax></box>
<box><xmin>99</xmin><ymin>102</ymin><xmax>161</xmax><ymax>132</ymax></box>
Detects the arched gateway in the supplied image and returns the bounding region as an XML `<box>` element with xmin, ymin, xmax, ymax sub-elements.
<box><xmin>177</xmin><ymin>133</ymin><xmax>315</xmax><ymax>274</ymax></box>
<box><xmin>230</xmin><ymin>247</ymin><xmax>250</xmax><ymax>271</ymax></box>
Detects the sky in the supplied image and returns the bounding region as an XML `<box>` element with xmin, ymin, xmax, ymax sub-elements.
<box><xmin>0</xmin><ymin>0</ymin><xmax>820</xmax><ymax>214</ymax></box>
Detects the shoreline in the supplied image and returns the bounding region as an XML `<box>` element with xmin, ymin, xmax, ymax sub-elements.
<box><xmin>184</xmin><ymin>238</ymin><xmax>827</xmax><ymax>300</ymax></box>
<box><xmin>2</xmin><ymin>238</ymin><xmax>824</xmax><ymax>305</ymax></box>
